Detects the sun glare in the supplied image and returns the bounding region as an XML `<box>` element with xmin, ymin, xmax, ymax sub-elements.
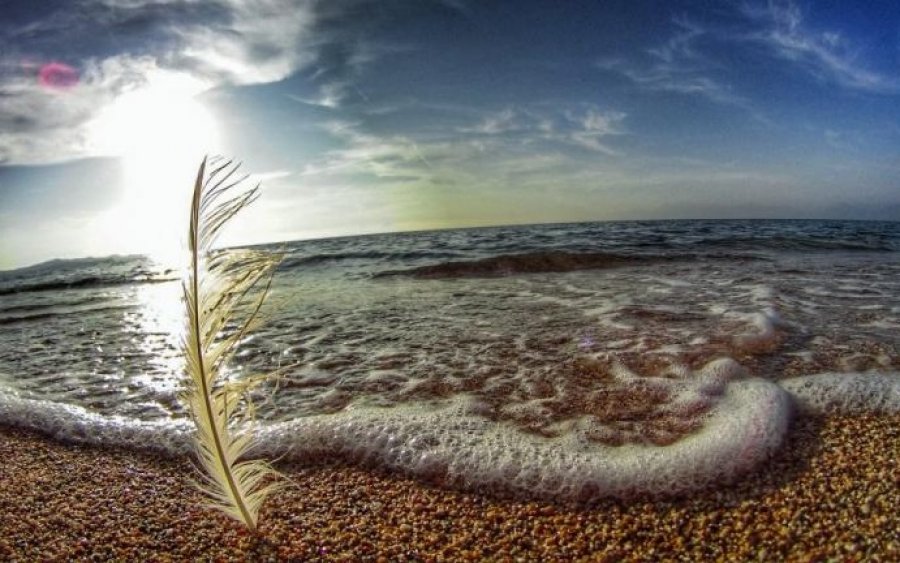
<box><xmin>89</xmin><ymin>72</ymin><xmax>220</xmax><ymax>267</ymax></box>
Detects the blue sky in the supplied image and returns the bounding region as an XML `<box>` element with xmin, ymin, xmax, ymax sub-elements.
<box><xmin>1</xmin><ymin>0</ymin><xmax>899</xmax><ymax>268</ymax></box>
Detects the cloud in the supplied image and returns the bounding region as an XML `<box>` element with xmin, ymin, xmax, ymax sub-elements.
<box><xmin>0</xmin><ymin>55</ymin><xmax>183</xmax><ymax>165</ymax></box>
<box><xmin>578</xmin><ymin>109</ymin><xmax>623</xmax><ymax>135</ymax></box>
<box><xmin>249</xmin><ymin>169</ymin><xmax>293</xmax><ymax>183</ymax></box>
<box><xmin>297</xmin><ymin>104</ymin><xmax>626</xmax><ymax>201</ymax></box>
<box><xmin>0</xmin><ymin>0</ymin><xmax>387</xmax><ymax>165</ymax></box>
<box><xmin>563</xmin><ymin>109</ymin><xmax>626</xmax><ymax>154</ymax></box>
<box><xmin>744</xmin><ymin>0</ymin><xmax>900</xmax><ymax>94</ymax></box>
<box><xmin>459</xmin><ymin>105</ymin><xmax>627</xmax><ymax>155</ymax></box>
<box><xmin>601</xmin><ymin>2</ymin><xmax>900</xmax><ymax>112</ymax></box>
<box><xmin>459</xmin><ymin>108</ymin><xmax>519</xmax><ymax>134</ymax></box>
<box><xmin>287</xmin><ymin>82</ymin><xmax>346</xmax><ymax>108</ymax></box>
<box><xmin>166</xmin><ymin>0</ymin><xmax>316</xmax><ymax>85</ymax></box>
<box><xmin>597</xmin><ymin>17</ymin><xmax>748</xmax><ymax>108</ymax></box>
<box><xmin>296</xmin><ymin>106</ymin><xmax>621</xmax><ymax>192</ymax></box>
<box><xmin>300</xmin><ymin>120</ymin><xmax>437</xmax><ymax>183</ymax></box>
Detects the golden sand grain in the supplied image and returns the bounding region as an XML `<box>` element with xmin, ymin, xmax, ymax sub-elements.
<box><xmin>0</xmin><ymin>413</ymin><xmax>897</xmax><ymax>561</ymax></box>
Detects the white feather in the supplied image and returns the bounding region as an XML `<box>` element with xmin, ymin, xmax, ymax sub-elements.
<box><xmin>181</xmin><ymin>156</ymin><xmax>282</xmax><ymax>531</ymax></box>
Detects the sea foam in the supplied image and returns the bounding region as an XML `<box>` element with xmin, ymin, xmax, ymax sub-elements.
<box><xmin>255</xmin><ymin>377</ymin><xmax>791</xmax><ymax>500</ymax></box>
<box><xmin>0</xmin><ymin>374</ymin><xmax>791</xmax><ymax>501</ymax></box>
<box><xmin>780</xmin><ymin>372</ymin><xmax>900</xmax><ymax>414</ymax></box>
<box><xmin>0</xmin><ymin>387</ymin><xmax>191</xmax><ymax>453</ymax></box>
<box><xmin>3</xmin><ymin>369</ymin><xmax>897</xmax><ymax>501</ymax></box>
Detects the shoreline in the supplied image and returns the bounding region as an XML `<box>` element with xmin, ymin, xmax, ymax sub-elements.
<box><xmin>1</xmin><ymin>413</ymin><xmax>897</xmax><ymax>560</ymax></box>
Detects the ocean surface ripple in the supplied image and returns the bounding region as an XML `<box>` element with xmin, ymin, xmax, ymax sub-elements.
<box><xmin>1</xmin><ymin>219</ymin><xmax>898</xmax><ymax>499</ymax></box>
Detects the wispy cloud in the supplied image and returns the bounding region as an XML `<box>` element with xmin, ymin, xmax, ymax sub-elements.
<box><xmin>249</xmin><ymin>169</ymin><xmax>294</xmax><ymax>183</ymax></box>
<box><xmin>459</xmin><ymin>105</ymin><xmax>627</xmax><ymax>155</ymax></box>
<box><xmin>287</xmin><ymin>82</ymin><xmax>347</xmax><ymax>109</ymax></box>
<box><xmin>458</xmin><ymin>108</ymin><xmax>520</xmax><ymax>134</ymax></box>
<box><xmin>300</xmin><ymin>120</ymin><xmax>440</xmax><ymax>183</ymax></box>
<box><xmin>743</xmin><ymin>0</ymin><xmax>900</xmax><ymax>94</ymax></box>
<box><xmin>562</xmin><ymin>109</ymin><xmax>627</xmax><ymax>155</ymax></box>
<box><xmin>291</xmin><ymin>37</ymin><xmax>401</xmax><ymax>110</ymax></box>
<box><xmin>601</xmin><ymin>1</ymin><xmax>899</xmax><ymax>112</ymax></box>
<box><xmin>597</xmin><ymin>17</ymin><xmax>748</xmax><ymax>107</ymax></box>
<box><xmin>299</xmin><ymin>103</ymin><xmax>627</xmax><ymax>192</ymax></box>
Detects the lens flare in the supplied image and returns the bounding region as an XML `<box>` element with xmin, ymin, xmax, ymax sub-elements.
<box><xmin>37</xmin><ymin>62</ymin><xmax>79</xmax><ymax>90</ymax></box>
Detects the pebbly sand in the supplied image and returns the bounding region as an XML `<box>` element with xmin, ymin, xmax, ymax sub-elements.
<box><xmin>0</xmin><ymin>414</ymin><xmax>897</xmax><ymax>561</ymax></box>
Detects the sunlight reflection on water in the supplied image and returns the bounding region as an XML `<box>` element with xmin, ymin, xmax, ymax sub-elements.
<box><xmin>127</xmin><ymin>281</ymin><xmax>183</xmax><ymax>398</ymax></box>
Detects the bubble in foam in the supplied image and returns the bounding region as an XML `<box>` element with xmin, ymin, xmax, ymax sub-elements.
<box><xmin>779</xmin><ymin>372</ymin><xmax>900</xmax><ymax>414</ymax></box>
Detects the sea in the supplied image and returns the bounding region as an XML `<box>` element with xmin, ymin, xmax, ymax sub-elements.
<box><xmin>1</xmin><ymin>219</ymin><xmax>899</xmax><ymax>500</ymax></box>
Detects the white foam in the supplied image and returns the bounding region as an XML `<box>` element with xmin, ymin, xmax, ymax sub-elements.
<box><xmin>297</xmin><ymin>378</ymin><xmax>790</xmax><ymax>499</ymax></box>
<box><xmin>779</xmin><ymin>373</ymin><xmax>900</xmax><ymax>414</ymax></box>
<box><xmin>732</xmin><ymin>308</ymin><xmax>782</xmax><ymax>351</ymax></box>
<box><xmin>0</xmin><ymin>387</ymin><xmax>191</xmax><ymax>453</ymax></box>
<box><xmin>7</xmin><ymin>370</ymin><xmax>897</xmax><ymax>501</ymax></box>
<box><xmin>695</xmin><ymin>357</ymin><xmax>746</xmax><ymax>394</ymax></box>
<box><xmin>0</xmin><ymin>376</ymin><xmax>790</xmax><ymax>500</ymax></box>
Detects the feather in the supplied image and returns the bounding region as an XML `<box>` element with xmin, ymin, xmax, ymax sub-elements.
<box><xmin>180</xmin><ymin>156</ymin><xmax>283</xmax><ymax>531</ymax></box>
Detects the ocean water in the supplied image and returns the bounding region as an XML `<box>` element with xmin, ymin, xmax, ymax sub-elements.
<box><xmin>1</xmin><ymin>219</ymin><xmax>899</xmax><ymax>500</ymax></box>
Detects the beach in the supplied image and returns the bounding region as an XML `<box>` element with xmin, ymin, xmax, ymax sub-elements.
<box><xmin>4</xmin><ymin>0</ymin><xmax>900</xmax><ymax>555</ymax></box>
<box><xmin>2</xmin><ymin>221</ymin><xmax>899</xmax><ymax>559</ymax></box>
<box><xmin>1</xmin><ymin>412</ymin><xmax>897</xmax><ymax>561</ymax></box>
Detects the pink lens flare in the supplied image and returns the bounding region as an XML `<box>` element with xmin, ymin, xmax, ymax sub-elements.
<box><xmin>38</xmin><ymin>62</ymin><xmax>79</xmax><ymax>90</ymax></box>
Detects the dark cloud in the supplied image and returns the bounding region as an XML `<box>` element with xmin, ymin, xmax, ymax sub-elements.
<box><xmin>2</xmin><ymin>1</ymin><xmax>225</xmax><ymax>64</ymax></box>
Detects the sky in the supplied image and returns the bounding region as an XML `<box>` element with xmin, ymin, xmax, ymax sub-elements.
<box><xmin>1</xmin><ymin>0</ymin><xmax>899</xmax><ymax>269</ymax></box>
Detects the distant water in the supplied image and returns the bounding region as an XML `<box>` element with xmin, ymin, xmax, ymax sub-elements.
<box><xmin>1</xmin><ymin>219</ymin><xmax>899</xmax><ymax>500</ymax></box>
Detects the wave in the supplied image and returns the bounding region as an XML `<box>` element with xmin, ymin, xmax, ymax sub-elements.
<box><xmin>0</xmin><ymin>255</ymin><xmax>177</xmax><ymax>296</ymax></box>
<box><xmin>0</xmin><ymin>275</ymin><xmax>175</xmax><ymax>296</ymax></box>
<box><xmin>0</xmin><ymin>294</ymin><xmax>111</xmax><ymax>314</ymax></box>
<box><xmin>0</xmin><ymin>304</ymin><xmax>132</xmax><ymax>325</ymax></box>
<box><xmin>374</xmin><ymin>251</ymin><xmax>671</xmax><ymax>279</ymax></box>
<box><xmin>2</xmin><ymin>370</ymin><xmax>896</xmax><ymax>501</ymax></box>
<box><xmin>279</xmin><ymin>250</ymin><xmax>464</xmax><ymax>270</ymax></box>
<box><xmin>694</xmin><ymin>235</ymin><xmax>897</xmax><ymax>253</ymax></box>
<box><xmin>0</xmin><ymin>255</ymin><xmax>136</xmax><ymax>275</ymax></box>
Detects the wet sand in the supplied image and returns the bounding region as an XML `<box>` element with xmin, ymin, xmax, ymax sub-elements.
<box><xmin>1</xmin><ymin>413</ymin><xmax>897</xmax><ymax>561</ymax></box>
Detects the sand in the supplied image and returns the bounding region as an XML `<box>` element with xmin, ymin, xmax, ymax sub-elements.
<box><xmin>0</xmin><ymin>413</ymin><xmax>897</xmax><ymax>561</ymax></box>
